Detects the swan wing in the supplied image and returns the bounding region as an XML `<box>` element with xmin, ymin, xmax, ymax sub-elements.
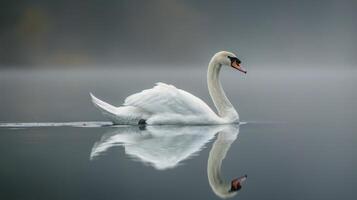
<box><xmin>124</xmin><ymin>82</ymin><xmax>216</xmax><ymax>116</ymax></box>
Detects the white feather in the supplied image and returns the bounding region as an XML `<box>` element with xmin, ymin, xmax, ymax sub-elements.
<box><xmin>124</xmin><ymin>82</ymin><xmax>221</xmax><ymax>124</ymax></box>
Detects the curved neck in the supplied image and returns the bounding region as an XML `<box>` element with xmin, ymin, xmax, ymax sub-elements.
<box><xmin>207</xmin><ymin>59</ymin><xmax>238</xmax><ymax>121</ymax></box>
<box><xmin>207</xmin><ymin>126</ymin><xmax>239</xmax><ymax>198</ymax></box>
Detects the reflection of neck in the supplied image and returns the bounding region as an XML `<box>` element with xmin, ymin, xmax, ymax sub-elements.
<box><xmin>207</xmin><ymin>58</ymin><xmax>238</xmax><ymax>121</ymax></box>
<box><xmin>207</xmin><ymin>126</ymin><xmax>239</xmax><ymax>198</ymax></box>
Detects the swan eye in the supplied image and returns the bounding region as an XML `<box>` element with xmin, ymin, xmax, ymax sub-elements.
<box><xmin>228</xmin><ymin>56</ymin><xmax>241</xmax><ymax>64</ymax></box>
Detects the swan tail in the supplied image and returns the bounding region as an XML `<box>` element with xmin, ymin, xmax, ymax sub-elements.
<box><xmin>90</xmin><ymin>93</ymin><xmax>147</xmax><ymax>125</ymax></box>
<box><xmin>90</xmin><ymin>93</ymin><xmax>121</xmax><ymax>122</ymax></box>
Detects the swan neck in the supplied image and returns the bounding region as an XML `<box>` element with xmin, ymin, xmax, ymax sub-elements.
<box><xmin>207</xmin><ymin>59</ymin><xmax>238</xmax><ymax>121</ymax></box>
<box><xmin>207</xmin><ymin>127</ymin><xmax>239</xmax><ymax>198</ymax></box>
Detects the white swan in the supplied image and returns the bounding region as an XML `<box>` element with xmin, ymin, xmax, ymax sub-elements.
<box><xmin>90</xmin><ymin>51</ymin><xmax>246</xmax><ymax>125</ymax></box>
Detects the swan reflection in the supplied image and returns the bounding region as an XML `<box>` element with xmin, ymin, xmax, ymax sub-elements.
<box><xmin>90</xmin><ymin>124</ymin><xmax>246</xmax><ymax>198</ymax></box>
<box><xmin>208</xmin><ymin>125</ymin><xmax>247</xmax><ymax>198</ymax></box>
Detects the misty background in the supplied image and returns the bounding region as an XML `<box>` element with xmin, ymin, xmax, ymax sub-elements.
<box><xmin>0</xmin><ymin>0</ymin><xmax>356</xmax><ymax>69</ymax></box>
<box><xmin>0</xmin><ymin>2</ymin><xmax>356</xmax><ymax>200</ymax></box>
<box><xmin>0</xmin><ymin>0</ymin><xmax>356</xmax><ymax>122</ymax></box>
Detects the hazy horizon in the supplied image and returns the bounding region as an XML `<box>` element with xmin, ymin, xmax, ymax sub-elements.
<box><xmin>1</xmin><ymin>0</ymin><xmax>356</xmax><ymax>69</ymax></box>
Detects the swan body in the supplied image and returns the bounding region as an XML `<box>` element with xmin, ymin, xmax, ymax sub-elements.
<box><xmin>90</xmin><ymin>51</ymin><xmax>246</xmax><ymax>125</ymax></box>
<box><xmin>90</xmin><ymin>83</ymin><xmax>223</xmax><ymax>125</ymax></box>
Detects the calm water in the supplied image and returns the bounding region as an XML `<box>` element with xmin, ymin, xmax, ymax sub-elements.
<box><xmin>0</xmin><ymin>67</ymin><xmax>356</xmax><ymax>200</ymax></box>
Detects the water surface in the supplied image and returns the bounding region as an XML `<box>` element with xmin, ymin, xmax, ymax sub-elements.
<box><xmin>0</xmin><ymin>68</ymin><xmax>356</xmax><ymax>200</ymax></box>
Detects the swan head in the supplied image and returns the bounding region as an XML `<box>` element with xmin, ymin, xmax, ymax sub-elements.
<box><xmin>229</xmin><ymin>174</ymin><xmax>247</xmax><ymax>193</ymax></box>
<box><xmin>213</xmin><ymin>51</ymin><xmax>247</xmax><ymax>74</ymax></box>
<box><xmin>210</xmin><ymin>174</ymin><xmax>248</xmax><ymax>198</ymax></box>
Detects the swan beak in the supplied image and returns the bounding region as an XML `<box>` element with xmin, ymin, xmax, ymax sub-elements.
<box><xmin>229</xmin><ymin>174</ymin><xmax>247</xmax><ymax>192</ymax></box>
<box><xmin>231</xmin><ymin>61</ymin><xmax>247</xmax><ymax>74</ymax></box>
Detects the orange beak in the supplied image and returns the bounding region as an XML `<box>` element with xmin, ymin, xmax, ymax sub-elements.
<box><xmin>231</xmin><ymin>61</ymin><xmax>247</xmax><ymax>74</ymax></box>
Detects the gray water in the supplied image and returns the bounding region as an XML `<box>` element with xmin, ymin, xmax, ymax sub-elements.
<box><xmin>0</xmin><ymin>67</ymin><xmax>356</xmax><ymax>200</ymax></box>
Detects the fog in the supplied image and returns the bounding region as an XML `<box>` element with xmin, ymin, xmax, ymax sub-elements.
<box><xmin>1</xmin><ymin>2</ymin><xmax>356</xmax><ymax>199</ymax></box>
<box><xmin>0</xmin><ymin>0</ymin><xmax>356</xmax><ymax>69</ymax></box>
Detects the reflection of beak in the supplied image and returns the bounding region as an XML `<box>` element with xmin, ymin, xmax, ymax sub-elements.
<box><xmin>229</xmin><ymin>174</ymin><xmax>247</xmax><ymax>192</ymax></box>
<box><xmin>231</xmin><ymin>61</ymin><xmax>247</xmax><ymax>74</ymax></box>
